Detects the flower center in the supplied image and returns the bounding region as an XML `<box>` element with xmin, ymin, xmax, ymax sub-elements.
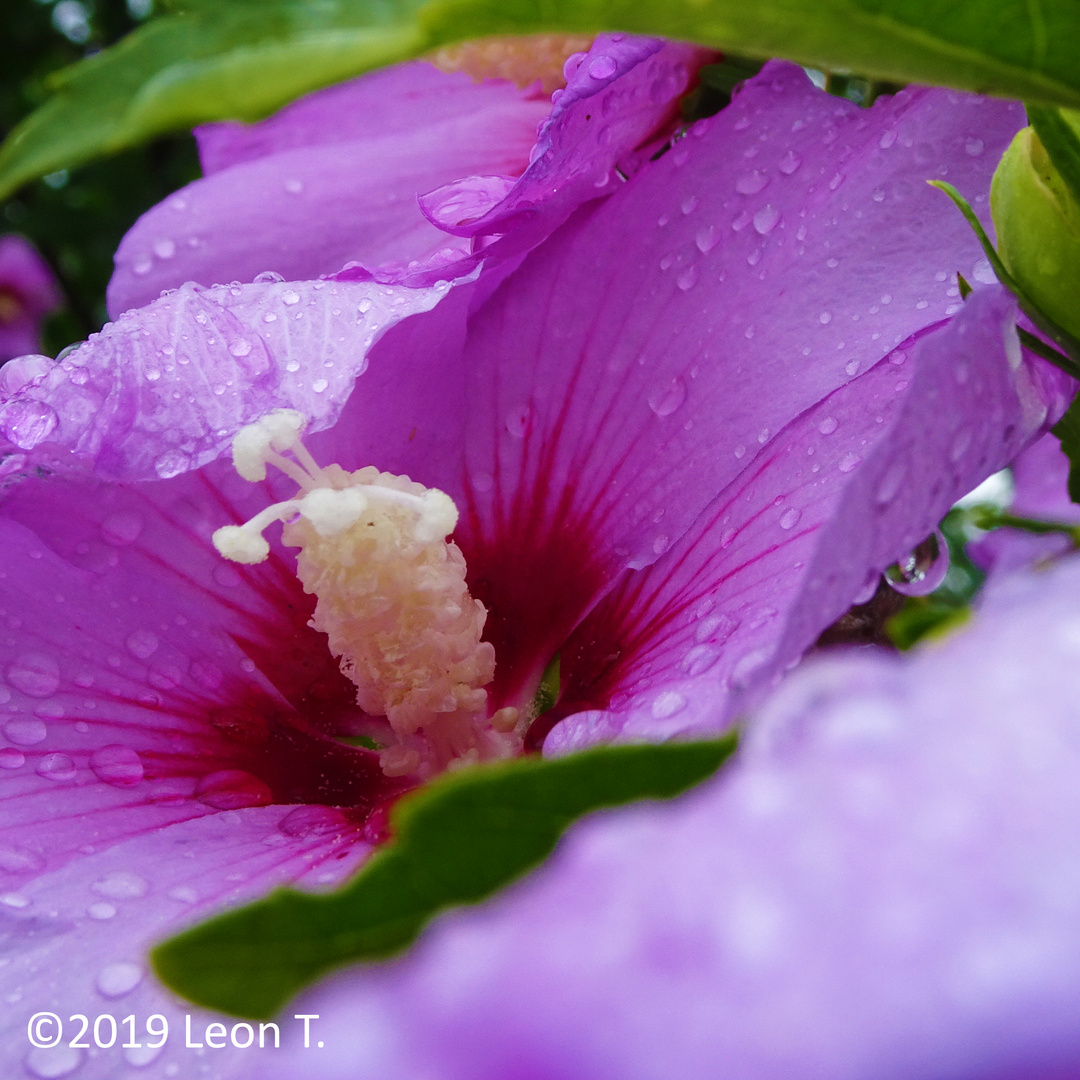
<box><xmin>428</xmin><ymin>34</ymin><xmax>596</xmax><ymax>95</ymax></box>
<box><xmin>213</xmin><ymin>410</ymin><xmax>520</xmax><ymax>779</ymax></box>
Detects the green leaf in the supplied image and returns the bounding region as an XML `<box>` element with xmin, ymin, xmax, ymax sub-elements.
<box><xmin>152</xmin><ymin>735</ymin><xmax>737</xmax><ymax>1019</ymax></box>
<box><xmin>1052</xmin><ymin>392</ymin><xmax>1080</xmax><ymax>505</ymax></box>
<box><xmin>6</xmin><ymin>0</ymin><xmax>1080</xmax><ymax>200</ymax></box>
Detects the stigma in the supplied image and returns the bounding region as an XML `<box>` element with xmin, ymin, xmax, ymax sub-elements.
<box><xmin>213</xmin><ymin>410</ymin><xmax>519</xmax><ymax>779</ymax></box>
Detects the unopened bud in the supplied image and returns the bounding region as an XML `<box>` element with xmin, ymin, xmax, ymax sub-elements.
<box><xmin>991</xmin><ymin>125</ymin><xmax>1080</xmax><ymax>342</ymax></box>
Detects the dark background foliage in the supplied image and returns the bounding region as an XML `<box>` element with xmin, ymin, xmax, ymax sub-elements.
<box><xmin>2</xmin><ymin>0</ymin><xmax>198</xmax><ymax>354</ymax></box>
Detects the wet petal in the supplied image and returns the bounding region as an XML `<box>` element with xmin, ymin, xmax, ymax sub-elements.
<box><xmin>109</xmin><ymin>66</ymin><xmax>551</xmax><ymax>314</ymax></box>
<box><xmin>252</xmin><ymin>552</ymin><xmax>1080</xmax><ymax>1080</ymax></box>
<box><xmin>1</xmin><ymin>275</ymin><xmax>451</xmax><ymax>482</ymax></box>
<box><xmin>454</xmin><ymin>62</ymin><xmax>1027</xmax><ymax>698</ymax></box>
<box><xmin>546</xmin><ymin>287</ymin><xmax>1067</xmax><ymax>749</ymax></box>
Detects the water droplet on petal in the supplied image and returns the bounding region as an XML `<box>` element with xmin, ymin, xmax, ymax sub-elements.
<box><xmin>37</xmin><ymin>753</ymin><xmax>76</xmax><ymax>781</ymax></box>
<box><xmin>648</xmin><ymin>376</ymin><xmax>687</xmax><ymax>417</ymax></box>
<box><xmin>125</xmin><ymin>630</ymin><xmax>159</xmax><ymax>660</ymax></box>
<box><xmin>651</xmin><ymin>690</ymin><xmax>686</xmax><ymax>719</ymax></box>
<box><xmin>87</xmin><ymin>901</ymin><xmax>116</xmax><ymax>920</ymax></box>
<box><xmin>284</xmin><ymin>178</ymin><xmax>304</xmax><ymax>194</ymax></box>
<box><xmin>282</xmin><ymin>290</ymin><xmax>301</xmax><ymax>305</ymax></box>
<box><xmin>964</xmin><ymin>137</ymin><xmax>984</xmax><ymax>156</ymax></box>
<box><xmin>884</xmin><ymin>530</ymin><xmax>949</xmax><ymax>596</ymax></box>
<box><xmin>0</xmin><ymin>400</ymin><xmax>58</xmax><ymax>449</ymax></box>
<box><xmin>7</xmin><ymin>654</ymin><xmax>60</xmax><ymax>698</ymax></box>
<box><xmin>154</xmin><ymin>451</ymin><xmax>190</xmax><ymax>479</ymax></box>
<box><xmin>0</xmin><ymin>748</ymin><xmax>24</xmax><ymax>769</ymax></box>
<box><xmin>254</xmin><ymin>270</ymin><xmax>284</xmax><ymax>284</ymax></box>
<box><xmin>90</xmin><ymin>745</ymin><xmax>144</xmax><ymax>788</ymax></box>
<box><xmin>680</xmin><ymin>195</ymin><xmax>699</xmax><ymax>215</ymax></box>
<box><xmin>4</xmin><ymin>718</ymin><xmax>46</xmax><ymax>746</ymax></box>
<box><xmin>779</xmin><ymin>507</ymin><xmax>801</xmax><ymax>530</ymax></box>
<box><xmin>92</xmin><ymin>871</ymin><xmax>148</xmax><ymax>900</ymax></box>
<box><xmin>838</xmin><ymin>451</ymin><xmax>861</xmax><ymax>473</ymax></box>
<box><xmin>753</xmin><ymin>204</ymin><xmax>780</xmax><ymax>235</ymax></box>
<box><xmin>681</xmin><ymin>644</ymin><xmax>719</xmax><ymax>676</ymax></box>
<box><xmin>96</xmin><ymin>961</ymin><xmax>144</xmax><ymax>999</ymax></box>
<box><xmin>195</xmin><ymin>769</ymin><xmax>273</xmax><ymax>810</ymax></box>
<box><xmin>153</xmin><ymin>239</ymin><xmax>175</xmax><ymax>260</ymax></box>
<box><xmin>736</xmin><ymin>170</ymin><xmax>769</xmax><ymax>195</ymax></box>
<box><xmin>132</xmin><ymin>256</ymin><xmax>152</xmax><ymax>276</ymax></box>
<box><xmin>0</xmin><ymin>844</ymin><xmax>44</xmax><ymax>873</ymax></box>
<box><xmin>25</xmin><ymin>1044</ymin><xmax>82</xmax><ymax>1079</ymax></box>
<box><xmin>279</xmin><ymin>805</ymin><xmax>348</xmax><ymax>837</ymax></box>
<box><xmin>695</xmin><ymin>225</ymin><xmax>719</xmax><ymax>253</ymax></box>
<box><xmin>229</xmin><ymin>338</ymin><xmax>252</xmax><ymax>358</ymax></box>
<box><xmin>505</xmin><ymin>404</ymin><xmax>535</xmax><ymax>439</ymax></box>
<box><xmin>818</xmin><ymin>417</ymin><xmax>838</xmax><ymax>435</ymax></box>
<box><xmin>879</xmin><ymin>129</ymin><xmax>897</xmax><ymax>150</ymax></box>
<box><xmin>587</xmin><ymin>54</ymin><xmax>617</xmax><ymax>79</ymax></box>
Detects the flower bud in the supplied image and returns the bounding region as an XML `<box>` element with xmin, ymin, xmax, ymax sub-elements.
<box><xmin>991</xmin><ymin>125</ymin><xmax>1080</xmax><ymax>342</ymax></box>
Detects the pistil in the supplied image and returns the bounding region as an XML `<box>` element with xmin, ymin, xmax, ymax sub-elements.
<box><xmin>213</xmin><ymin>410</ymin><xmax>519</xmax><ymax>778</ymax></box>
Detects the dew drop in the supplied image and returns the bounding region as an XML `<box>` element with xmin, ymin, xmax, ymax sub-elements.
<box><xmin>884</xmin><ymin>530</ymin><xmax>949</xmax><ymax>596</ymax></box>
<box><xmin>195</xmin><ymin>769</ymin><xmax>273</xmax><ymax>810</ymax></box>
<box><xmin>736</xmin><ymin>170</ymin><xmax>769</xmax><ymax>195</ymax></box>
<box><xmin>254</xmin><ymin>270</ymin><xmax>284</xmax><ymax>284</ymax></box>
<box><xmin>647</xmin><ymin>373</ymin><xmax>687</xmax><ymax>418</ymax></box>
<box><xmin>96</xmin><ymin>961</ymin><xmax>144</xmax><ymax>999</ymax></box>
<box><xmin>964</xmin><ymin>137</ymin><xmax>985</xmax><ymax>157</ymax></box>
<box><xmin>879</xmin><ymin>129</ymin><xmax>897</xmax><ymax>149</ymax></box>
<box><xmin>845</xmin><ymin>359</ymin><xmax>860</xmax><ymax>376</ymax></box>
<box><xmin>779</xmin><ymin>507</ymin><xmax>801</xmax><ymax>530</ymax></box>
<box><xmin>284</xmin><ymin>178</ymin><xmax>304</xmax><ymax>194</ymax></box>
<box><xmin>154</xmin><ymin>451</ymin><xmax>190</xmax><ymax>479</ymax></box>
<box><xmin>695</xmin><ymin>225</ymin><xmax>719</xmax><ymax>253</ymax></box>
<box><xmin>838</xmin><ymin>451</ymin><xmax>861</xmax><ymax>473</ymax></box>
<box><xmin>92</xmin><ymin>871</ymin><xmax>148</xmax><ymax>900</ymax></box>
<box><xmin>505</xmin><ymin>403</ymin><xmax>535</xmax><ymax>439</ymax></box>
<box><xmin>676</xmin><ymin>266</ymin><xmax>698</xmax><ymax>291</ymax></box>
<box><xmin>0</xmin><ymin>844</ymin><xmax>44</xmax><ymax>873</ymax></box>
<box><xmin>279</xmin><ymin>805</ymin><xmax>348</xmax><ymax>838</ymax></box>
<box><xmin>153</xmin><ymin>239</ymin><xmax>175</xmax><ymax>260</ymax></box>
<box><xmin>7</xmin><ymin>654</ymin><xmax>60</xmax><ymax>698</ymax></box>
<box><xmin>229</xmin><ymin>338</ymin><xmax>252</xmax><ymax>358</ymax></box>
<box><xmin>87</xmin><ymin>901</ymin><xmax>116</xmax><ymax>920</ymax></box>
<box><xmin>24</xmin><ymin>1044</ymin><xmax>82</xmax><ymax>1079</ymax></box>
<box><xmin>778</xmin><ymin>150</ymin><xmax>802</xmax><ymax>174</ymax></box>
<box><xmin>132</xmin><ymin>256</ymin><xmax>152</xmax><ymax>276</ymax></box>
<box><xmin>90</xmin><ymin>745</ymin><xmax>144</xmax><ymax>788</ymax></box>
<box><xmin>651</xmin><ymin>691</ymin><xmax>686</xmax><ymax>719</ymax></box>
<box><xmin>4</xmin><ymin>718</ymin><xmax>47</xmax><ymax>746</ymax></box>
<box><xmin>680</xmin><ymin>194</ymin><xmax>699</xmax><ymax>215</ymax></box>
<box><xmin>818</xmin><ymin>417</ymin><xmax>838</xmax><ymax>435</ymax></box>
<box><xmin>37</xmin><ymin>753</ymin><xmax>76</xmax><ymax>781</ymax></box>
<box><xmin>746</xmin><ymin>248</ymin><xmax>762</xmax><ymax>266</ymax></box>
<box><xmin>0</xmin><ymin>748</ymin><xmax>25</xmax><ymax>769</ymax></box>
<box><xmin>125</xmin><ymin>630</ymin><xmax>159</xmax><ymax>660</ymax></box>
<box><xmin>681</xmin><ymin>644</ymin><xmax>719</xmax><ymax>676</ymax></box>
<box><xmin>312</xmin><ymin>378</ymin><xmax>329</xmax><ymax>394</ymax></box>
<box><xmin>587</xmin><ymin>54</ymin><xmax>617</xmax><ymax>79</ymax></box>
<box><xmin>0</xmin><ymin>400</ymin><xmax>58</xmax><ymax>450</ymax></box>
<box><xmin>972</xmin><ymin>257</ymin><xmax>997</xmax><ymax>285</ymax></box>
<box><xmin>282</xmin><ymin>290</ymin><xmax>301</xmax><ymax>305</ymax></box>
<box><xmin>753</xmin><ymin>204</ymin><xmax>780</xmax><ymax>235</ymax></box>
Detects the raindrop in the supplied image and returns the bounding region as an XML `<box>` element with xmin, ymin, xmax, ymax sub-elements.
<box><xmin>195</xmin><ymin>769</ymin><xmax>273</xmax><ymax>810</ymax></box>
<box><xmin>879</xmin><ymin>129</ymin><xmax>897</xmax><ymax>149</ymax></box>
<box><xmin>96</xmin><ymin>961</ymin><xmax>144</xmax><ymax>999</ymax></box>
<box><xmin>746</xmin><ymin>248</ymin><xmax>762</xmax><ymax>266</ymax></box>
<box><xmin>652</xmin><ymin>534</ymin><xmax>670</xmax><ymax>555</ymax></box>
<box><xmin>648</xmin><ymin>376</ymin><xmax>687</xmax><ymax>417</ymax></box>
<box><xmin>24</xmin><ymin>1044</ymin><xmax>82</xmax><ymax>1079</ymax></box>
<box><xmin>229</xmin><ymin>338</ymin><xmax>253</xmax><ymax>358</ymax></box>
<box><xmin>263</xmin><ymin>311</ymin><xmax>278</xmax><ymax>323</ymax></box>
<box><xmin>779</xmin><ymin>507</ymin><xmax>801</xmax><ymax>530</ymax></box>
<box><xmin>819</xmin><ymin>311</ymin><xmax>832</xmax><ymax>325</ymax></box>
<box><xmin>736</xmin><ymin>170</ymin><xmax>769</xmax><ymax>195</ymax></box>
<box><xmin>312</xmin><ymin>378</ymin><xmax>329</xmax><ymax>393</ymax></box>
<box><xmin>964</xmin><ymin>137</ymin><xmax>984</xmax><ymax>156</ymax></box>
<box><xmin>358</xmin><ymin>296</ymin><xmax>373</xmax><ymax>313</ymax></box>
<box><xmin>282</xmin><ymin>290</ymin><xmax>301</xmax><ymax>305</ymax></box>
<box><xmin>37</xmin><ymin>753</ymin><xmax>76</xmax><ymax>781</ymax></box>
<box><xmin>132</xmin><ymin>256</ymin><xmax>152</xmax><ymax>276</ymax></box>
<box><xmin>681</xmin><ymin>644</ymin><xmax>719</xmax><ymax>676</ymax></box>
<box><xmin>90</xmin><ymin>745</ymin><xmax>144</xmax><ymax>788</ymax></box>
<box><xmin>7</xmin><ymin>654</ymin><xmax>60</xmax><ymax>698</ymax></box>
<box><xmin>695</xmin><ymin>612</ymin><xmax>738</xmax><ymax>644</ymax></box>
<box><xmin>695</xmin><ymin>225</ymin><xmax>719</xmax><ymax>253</ymax></box>
<box><xmin>0</xmin><ymin>400</ymin><xmax>58</xmax><ymax>449</ymax></box>
<box><xmin>884</xmin><ymin>531</ymin><xmax>949</xmax><ymax>596</ymax></box>
<box><xmin>0</xmin><ymin>748</ymin><xmax>25</xmax><ymax>769</ymax></box>
<box><xmin>4</xmin><ymin>718</ymin><xmax>47</xmax><ymax>746</ymax></box>
<box><xmin>92</xmin><ymin>871</ymin><xmax>148</xmax><ymax>900</ymax></box>
<box><xmin>125</xmin><ymin>630</ymin><xmax>159</xmax><ymax>660</ymax></box>
<box><xmin>254</xmin><ymin>271</ymin><xmax>284</xmax><ymax>284</ymax></box>
<box><xmin>778</xmin><ymin>150</ymin><xmax>802</xmax><ymax>174</ymax></box>
<box><xmin>279</xmin><ymin>805</ymin><xmax>348</xmax><ymax>837</ymax></box>
<box><xmin>818</xmin><ymin>417</ymin><xmax>838</xmax><ymax>435</ymax></box>
<box><xmin>651</xmin><ymin>691</ymin><xmax>686</xmax><ymax>719</ymax></box>
<box><xmin>284</xmin><ymin>178</ymin><xmax>304</xmax><ymax>194</ymax></box>
<box><xmin>845</xmin><ymin>359</ymin><xmax>860</xmax><ymax>376</ymax></box>
<box><xmin>87</xmin><ymin>902</ymin><xmax>116</xmax><ymax>920</ymax></box>
<box><xmin>588</xmin><ymin>54</ymin><xmax>617</xmax><ymax>79</ymax></box>
<box><xmin>153</xmin><ymin>239</ymin><xmax>175</xmax><ymax>260</ymax></box>
<box><xmin>155</xmin><ymin>451</ymin><xmax>190</xmax><ymax>479</ymax></box>
<box><xmin>505</xmin><ymin>403</ymin><xmax>535</xmax><ymax>439</ymax></box>
<box><xmin>0</xmin><ymin>844</ymin><xmax>44</xmax><ymax>873</ymax></box>
<box><xmin>753</xmin><ymin>205</ymin><xmax>780</xmax><ymax>235</ymax></box>
<box><xmin>681</xmin><ymin>195</ymin><xmax>699</xmax><ymax>215</ymax></box>
<box><xmin>838</xmin><ymin>451</ymin><xmax>861</xmax><ymax>473</ymax></box>
<box><xmin>872</xmin><ymin>187</ymin><xmax>886</xmax><ymax>202</ymax></box>
<box><xmin>676</xmin><ymin>266</ymin><xmax>698</xmax><ymax>291</ymax></box>
<box><xmin>972</xmin><ymin>257</ymin><xmax>997</xmax><ymax>284</ymax></box>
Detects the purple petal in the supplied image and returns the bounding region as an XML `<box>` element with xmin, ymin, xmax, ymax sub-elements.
<box><xmin>0</xmin><ymin>235</ymin><xmax>61</xmax><ymax>362</ymax></box>
<box><xmin>971</xmin><ymin>433</ymin><xmax>1080</xmax><ymax>574</ymax></box>
<box><xmin>2</xmin><ymin>275</ymin><xmax>450</xmax><ymax>481</ymax></box>
<box><xmin>109</xmin><ymin>67</ymin><xmax>551</xmax><ymax>314</ymax></box>
<box><xmin>545</xmin><ymin>287</ymin><xmax>1064</xmax><ymax>751</ymax></box>
<box><xmin>254</xmin><ymin>553</ymin><xmax>1080</xmax><ymax>1080</ymax></box>
<box><xmin>453</xmin><ymin>63</ymin><xmax>1028</xmax><ymax>699</ymax></box>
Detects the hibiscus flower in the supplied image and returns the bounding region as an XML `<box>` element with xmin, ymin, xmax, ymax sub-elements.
<box><xmin>0</xmin><ymin>44</ymin><xmax>1068</xmax><ymax>1079</ymax></box>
